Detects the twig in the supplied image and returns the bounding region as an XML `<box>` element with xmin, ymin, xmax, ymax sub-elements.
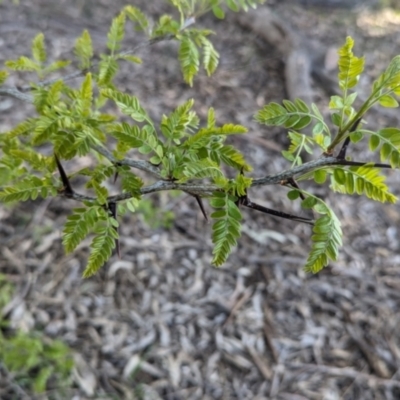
<box><xmin>252</xmin><ymin>157</ymin><xmax>393</xmax><ymax>187</ymax></box>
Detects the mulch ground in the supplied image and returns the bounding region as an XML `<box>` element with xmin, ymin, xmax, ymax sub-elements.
<box><xmin>1</xmin><ymin>1</ymin><xmax>400</xmax><ymax>399</ymax></box>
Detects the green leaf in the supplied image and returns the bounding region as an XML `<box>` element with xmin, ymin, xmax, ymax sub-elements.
<box><xmin>182</xmin><ymin>158</ymin><xmax>224</xmax><ymax>180</ymax></box>
<box><xmin>119</xmin><ymin>54</ymin><xmax>142</xmax><ymax>64</ymax></box>
<box><xmin>314</xmin><ymin>169</ymin><xmax>327</xmax><ymax>184</ymax></box>
<box><xmin>301</xmin><ymin>196</ymin><xmax>317</xmax><ymax>209</ymax></box>
<box><xmin>0</xmin><ymin>176</ymin><xmax>55</xmax><ymax>202</ymax></box>
<box><xmin>5</xmin><ymin>56</ymin><xmax>39</xmax><ymax>72</ymax></box>
<box><xmin>107</xmin><ymin>12</ymin><xmax>126</xmax><ymax>53</ymax></box>
<box><xmin>179</xmin><ymin>34</ymin><xmax>199</xmax><ymax>86</ymax></box>
<box><xmin>199</xmin><ymin>35</ymin><xmax>219</xmax><ymax>76</ymax></box>
<box><xmin>212</xmin><ymin>5</ymin><xmax>225</xmax><ymax>19</ymax></box>
<box><xmin>75</xmin><ymin>30</ymin><xmax>93</xmax><ymax>69</ymax></box>
<box><xmin>83</xmin><ymin>220</ymin><xmax>117</xmax><ymax>277</ymax></box>
<box><xmin>331</xmin><ymin>166</ymin><xmax>397</xmax><ymax>203</ymax></box>
<box><xmin>379</xmin><ymin>94</ymin><xmax>399</xmax><ymax>108</ymax></box>
<box><xmin>369</xmin><ymin>128</ymin><xmax>400</xmax><ymax>166</ymax></box>
<box><xmin>287</xmin><ymin>189</ymin><xmax>300</xmax><ymax>200</ymax></box>
<box><xmin>219</xmin><ymin>145</ymin><xmax>252</xmax><ymax>172</ymax></box>
<box><xmin>337</xmin><ymin>36</ymin><xmax>365</xmax><ymax>91</ymax></box>
<box><xmin>109</xmin><ymin>122</ymin><xmax>161</xmax><ymax>156</ymax></box>
<box><xmin>32</xmin><ymin>33</ymin><xmax>46</xmax><ymax>64</ymax></box>
<box><xmin>102</xmin><ymin>89</ymin><xmax>150</xmax><ymax>122</ymax></box>
<box><xmin>33</xmin><ymin>366</ymin><xmax>53</xmax><ymax>393</ymax></box>
<box><xmin>211</xmin><ymin>192</ymin><xmax>242</xmax><ymax>266</ymax></box>
<box><xmin>62</xmin><ymin>207</ymin><xmax>100</xmax><ymax>254</ymax></box>
<box><xmin>350</xmin><ymin>130</ymin><xmax>363</xmax><ymax>143</ymax></box>
<box><xmin>0</xmin><ymin>70</ymin><xmax>9</xmax><ymax>86</ymax></box>
<box><xmin>97</xmin><ymin>55</ymin><xmax>119</xmax><ymax>86</ymax></box>
<box><xmin>305</xmin><ymin>211</ymin><xmax>342</xmax><ymax>273</ymax></box>
<box><xmin>124</xmin><ymin>5</ymin><xmax>149</xmax><ymax>33</ymax></box>
<box><xmin>333</xmin><ymin>168</ymin><xmax>346</xmax><ymax>185</ymax></box>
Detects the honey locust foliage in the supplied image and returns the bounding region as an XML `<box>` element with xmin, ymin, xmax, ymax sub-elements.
<box><xmin>0</xmin><ymin>0</ymin><xmax>399</xmax><ymax>276</ymax></box>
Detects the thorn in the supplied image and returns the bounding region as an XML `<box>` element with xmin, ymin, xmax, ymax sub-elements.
<box><xmin>244</xmin><ymin>199</ymin><xmax>314</xmax><ymax>226</ymax></box>
<box><xmin>194</xmin><ymin>195</ymin><xmax>208</xmax><ymax>222</ymax></box>
<box><xmin>54</xmin><ymin>154</ymin><xmax>74</xmax><ymax>197</ymax></box>
<box><xmin>337</xmin><ymin>117</ymin><xmax>361</xmax><ymax>160</ymax></box>
<box><xmin>113</xmin><ymin>171</ymin><xmax>119</xmax><ymax>184</ymax></box>
<box><xmin>337</xmin><ymin>137</ymin><xmax>351</xmax><ymax>160</ymax></box>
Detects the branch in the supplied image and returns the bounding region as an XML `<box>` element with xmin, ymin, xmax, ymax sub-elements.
<box><xmin>252</xmin><ymin>157</ymin><xmax>393</xmax><ymax>187</ymax></box>
<box><xmin>0</xmin><ymin>87</ymin><xmax>33</xmax><ymax>102</ymax></box>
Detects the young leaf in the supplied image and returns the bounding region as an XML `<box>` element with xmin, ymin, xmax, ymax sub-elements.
<box><xmin>75</xmin><ymin>30</ymin><xmax>93</xmax><ymax>69</ymax></box>
<box><xmin>305</xmin><ymin>211</ymin><xmax>342</xmax><ymax>273</ymax></box>
<box><xmin>179</xmin><ymin>34</ymin><xmax>199</xmax><ymax>86</ymax></box>
<box><xmin>62</xmin><ymin>207</ymin><xmax>99</xmax><ymax>253</ymax></box>
<box><xmin>124</xmin><ymin>5</ymin><xmax>149</xmax><ymax>33</ymax></box>
<box><xmin>32</xmin><ymin>33</ymin><xmax>47</xmax><ymax>64</ymax></box>
<box><xmin>107</xmin><ymin>12</ymin><xmax>126</xmax><ymax>53</ymax></box>
<box><xmin>83</xmin><ymin>221</ymin><xmax>118</xmax><ymax>277</ymax></box>
<box><xmin>331</xmin><ymin>166</ymin><xmax>397</xmax><ymax>203</ymax></box>
<box><xmin>0</xmin><ymin>70</ymin><xmax>9</xmax><ymax>86</ymax></box>
<box><xmin>211</xmin><ymin>192</ymin><xmax>242</xmax><ymax>266</ymax></box>
<box><xmin>337</xmin><ymin>36</ymin><xmax>365</xmax><ymax>91</ymax></box>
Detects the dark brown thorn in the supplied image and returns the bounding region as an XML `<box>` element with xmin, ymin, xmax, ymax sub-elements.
<box><xmin>337</xmin><ymin>137</ymin><xmax>351</xmax><ymax>160</ymax></box>
<box><xmin>54</xmin><ymin>153</ymin><xmax>74</xmax><ymax>197</ymax></box>
<box><xmin>243</xmin><ymin>199</ymin><xmax>314</xmax><ymax>225</ymax></box>
<box><xmin>107</xmin><ymin>202</ymin><xmax>120</xmax><ymax>258</ymax></box>
<box><xmin>113</xmin><ymin>171</ymin><xmax>119</xmax><ymax>184</ymax></box>
<box><xmin>194</xmin><ymin>195</ymin><xmax>208</xmax><ymax>222</ymax></box>
<box><xmin>337</xmin><ymin>117</ymin><xmax>361</xmax><ymax>160</ymax></box>
<box><xmin>113</xmin><ymin>163</ymin><xmax>121</xmax><ymax>184</ymax></box>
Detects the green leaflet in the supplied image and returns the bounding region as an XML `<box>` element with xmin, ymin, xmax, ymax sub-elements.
<box><xmin>255</xmin><ymin>100</ymin><xmax>330</xmax><ymax>141</ymax></box>
<box><xmin>218</xmin><ymin>145</ymin><xmax>252</xmax><ymax>172</ymax></box>
<box><xmin>83</xmin><ymin>219</ymin><xmax>118</xmax><ymax>278</ymax></box>
<box><xmin>198</xmin><ymin>35</ymin><xmax>219</xmax><ymax>76</ymax></box>
<box><xmin>367</xmin><ymin>128</ymin><xmax>400</xmax><ymax>167</ymax></box>
<box><xmin>97</xmin><ymin>55</ymin><xmax>119</xmax><ymax>86</ymax></box>
<box><xmin>9</xmin><ymin>149</ymin><xmax>49</xmax><ymax>171</ymax></box>
<box><xmin>372</xmin><ymin>55</ymin><xmax>400</xmax><ymax>96</ymax></box>
<box><xmin>5</xmin><ymin>33</ymin><xmax>68</xmax><ymax>79</ymax></box>
<box><xmin>337</xmin><ymin>36</ymin><xmax>365</xmax><ymax>91</ymax></box>
<box><xmin>182</xmin><ymin>158</ymin><xmax>224</xmax><ymax>180</ymax></box>
<box><xmin>32</xmin><ymin>33</ymin><xmax>47</xmax><ymax>64</ymax></box>
<box><xmin>62</xmin><ymin>207</ymin><xmax>100</xmax><ymax>253</ymax></box>
<box><xmin>225</xmin><ymin>0</ymin><xmax>265</xmax><ymax>12</ymax></box>
<box><xmin>305</xmin><ymin>212</ymin><xmax>342</xmax><ymax>273</ymax></box>
<box><xmin>107</xmin><ymin>12</ymin><xmax>126</xmax><ymax>53</ymax></box>
<box><xmin>179</xmin><ymin>34</ymin><xmax>200</xmax><ymax>86</ymax></box>
<box><xmin>108</xmin><ymin>122</ymin><xmax>161</xmax><ymax>157</ymax></box>
<box><xmin>160</xmin><ymin>99</ymin><xmax>198</xmax><ymax>142</ymax></box>
<box><xmin>120</xmin><ymin>170</ymin><xmax>143</xmax><ymax>195</ymax></box>
<box><xmin>210</xmin><ymin>192</ymin><xmax>242</xmax><ymax>266</ymax></box>
<box><xmin>102</xmin><ymin>89</ymin><xmax>150</xmax><ymax>123</ymax></box>
<box><xmin>0</xmin><ymin>70</ymin><xmax>9</xmax><ymax>86</ymax></box>
<box><xmin>331</xmin><ymin>166</ymin><xmax>397</xmax><ymax>203</ymax></box>
<box><xmin>75</xmin><ymin>30</ymin><xmax>93</xmax><ymax>69</ymax></box>
<box><xmin>0</xmin><ymin>176</ymin><xmax>56</xmax><ymax>202</ymax></box>
<box><xmin>124</xmin><ymin>5</ymin><xmax>150</xmax><ymax>33</ymax></box>
<box><xmin>184</xmin><ymin>124</ymin><xmax>247</xmax><ymax>149</ymax></box>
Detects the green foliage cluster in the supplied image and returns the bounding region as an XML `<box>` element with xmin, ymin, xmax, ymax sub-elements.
<box><xmin>1</xmin><ymin>1</ymin><xmax>400</xmax><ymax>275</ymax></box>
<box><xmin>0</xmin><ymin>275</ymin><xmax>74</xmax><ymax>395</ymax></box>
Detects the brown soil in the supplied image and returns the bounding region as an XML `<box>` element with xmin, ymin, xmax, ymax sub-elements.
<box><xmin>1</xmin><ymin>1</ymin><xmax>400</xmax><ymax>399</ymax></box>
